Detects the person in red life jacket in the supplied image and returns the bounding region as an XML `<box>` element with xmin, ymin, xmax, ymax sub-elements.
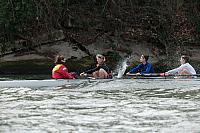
<box><xmin>80</xmin><ymin>54</ymin><xmax>112</xmax><ymax>79</ymax></box>
<box><xmin>52</xmin><ymin>55</ymin><xmax>76</xmax><ymax>79</ymax></box>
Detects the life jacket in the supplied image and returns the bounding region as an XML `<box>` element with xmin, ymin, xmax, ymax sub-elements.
<box><xmin>52</xmin><ymin>64</ymin><xmax>74</xmax><ymax>79</ymax></box>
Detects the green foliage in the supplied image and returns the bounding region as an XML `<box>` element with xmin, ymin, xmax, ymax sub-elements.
<box><xmin>104</xmin><ymin>51</ymin><xmax>121</xmax><ymax>62</ymax></box>
<box><xmin>0</xmin><ymin>0</ymin><xmax>38</xmax><ymax>50</ymax></box>
<box><xmin>189</xmin><ymin>15</ymin><xmax>200</xmax><ymax>43</ymax></box>
<box><xmin>0</xmin><ymin>0</ymin><xmax>200</xmax><ymax>55</ymax></box>
<box><xmin>185</xmin><ymin>0</ymin><xmax>200</xmax><ymax>44</ymax></box>
<box><xmin>0</xmin><ymin>0</ymin><xmax>8</xmax><ymax>24</ymax></box>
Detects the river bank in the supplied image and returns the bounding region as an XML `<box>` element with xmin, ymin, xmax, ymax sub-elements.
<box><xmin>0</xmin><ymin>41</ymin><xmax>200</xmax><ymax>75</ymax></box>
<box><xmin>1</xmin><ymin>1</ymin><xmax>200</xmax><ymax>76</ymax></box>
<box><xmin>0</xmin><ymin>52</ymin><xmax>200</xmax><ymax>77</ymax></box>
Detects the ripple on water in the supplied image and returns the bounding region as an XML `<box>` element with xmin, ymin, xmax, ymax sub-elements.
<box><xmin>1</xmin><ymin>79</ymin><xmax>200</xmax><ymax>132</ymax></box>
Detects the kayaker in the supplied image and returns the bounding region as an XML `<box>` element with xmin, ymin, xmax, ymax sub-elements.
<box><xmin>80</xmin><ymin>54</ymin><xmax>112</xmax><ymax>78</ymax></box>
<box><xmin>52</xmin><ymin>55</ymin><xmax>76</xmax><ymax>79</ymax></box>
<box><xmin>165</xmin><ymin>55</ymin><xmax>196</xmax><ymax>77</ymax></box>
<box><xmin>126</xmin><ymin>55</ymin><xmax>155</xmax><ymax>75</ymax></box>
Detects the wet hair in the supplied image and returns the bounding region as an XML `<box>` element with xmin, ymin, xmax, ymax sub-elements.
<box><xmin>181</xmin><ymin>55</ymin><xmax>189</xmax><ymax>63</ymax></box>
<box><xmin>96</xmin><ymin>54</ymin><xmax>106</xmax><ymax>62</ymax></box>
<box><xmin>142</xmin><ymin>55</ymin><xmax>149</xmax><ymax>62</ymax></box>
<box><xmin>54</xmin><ymin>55</ymin><xmax>66</xmax><ymax>64</ymax></box>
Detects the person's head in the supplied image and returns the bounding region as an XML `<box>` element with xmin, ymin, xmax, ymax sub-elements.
<box><xmin>96</xmin><ymin>54</ymin><xmax>106</xmax><ymax>64</ymax></box>
<box><xmin>180</xmin><ymin>55</ymin><xmax>189</xmax><ymax>64</ymax></box>
<box><xmin>140</xmin><ymin>55</ymin><xmax>149</xmax><ymax>63</ymax></box>
<box><xmin>54</xmin><ymin>55</ymin><xmax>66</xmax><ymax>64</ymax></box>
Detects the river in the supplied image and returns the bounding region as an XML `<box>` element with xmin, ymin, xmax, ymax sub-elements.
<box><xmin>1</xmin><ymin>78</ymin><xmax>200</xmax><ymax>132</ymax></box>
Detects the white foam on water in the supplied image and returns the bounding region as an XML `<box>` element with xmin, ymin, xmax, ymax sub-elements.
<box><xmin>116</xmin><ymin>58</ymin><xmax>129</xmax><ymax>78</ymax></box>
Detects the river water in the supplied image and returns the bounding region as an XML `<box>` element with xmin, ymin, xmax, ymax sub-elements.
<box><xmin>1</xmin><ymin>78</ymin><xmax>200</xmax><ymax>133</ymax></box>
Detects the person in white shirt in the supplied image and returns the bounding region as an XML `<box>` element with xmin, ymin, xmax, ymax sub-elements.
<box><xmin>165</xmin><ymin>55</ymin><xmax>196</xmax><ymax>76</ymax></box>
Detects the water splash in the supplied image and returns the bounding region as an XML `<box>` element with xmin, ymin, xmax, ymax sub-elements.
<box><xmin>116</xmin><ymin>58</ymin><xmax>129</xmax><ymax>78</ymax></box>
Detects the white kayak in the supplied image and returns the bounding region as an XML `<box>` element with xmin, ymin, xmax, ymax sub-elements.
<box><xmin>0</xmin><ymin>77</ymin><xmax>200</xmax><ymax>88</ymax></box>
<box><xmin>0</xmin><ymin>78</ymin><xmax>114</xmax><ymax>88</ymax></box>
<box><xmin>0</xmin><ymin>79</ymin><xmax>79</xmax><ymax>88</ymax></box>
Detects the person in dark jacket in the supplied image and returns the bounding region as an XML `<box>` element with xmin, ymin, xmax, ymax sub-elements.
<box><xmin>80</xmin><ymin>54</ymin><xmax>112</xmax><ymax>78</ymax></box>
<box><xmin>126</xmin><ymin>55</ymin><xmax>154</xmax><ymax>75</ymax></box>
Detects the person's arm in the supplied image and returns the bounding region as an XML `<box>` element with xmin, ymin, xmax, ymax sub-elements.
<box><xmin>129</xmin><ymin>64</ymin><xmax>142</xmax><ymax>73</ymax></box>
<box><xmin>167</xmin><ymin>65</ymin><xmax>184</xmax><ymax>74</ymax></box>
<box><xmin>85</xmin><ymin>66</ymin><xmax>101</xmax><ymax>74</ymax></box>
<box><xmin>140</xmin><ymin>64</ymin><xmax>153</xmax><ymax>75</ymax></box>
<box><xmin>61</xmin><ymin>67</ymin><xmax>75</xmax><ymax>79</ymax></box>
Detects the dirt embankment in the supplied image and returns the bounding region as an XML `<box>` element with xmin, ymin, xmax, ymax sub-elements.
<box><xmin>0</xmin><ymin>30</ymin><xmax>200</xmax><ymax>74</ymax></box>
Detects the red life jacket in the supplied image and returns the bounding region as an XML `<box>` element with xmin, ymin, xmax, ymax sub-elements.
<box><xmin>52</xmin><ymin>64</ymin><xmax>75</xmax><ymax>79</ymax></box>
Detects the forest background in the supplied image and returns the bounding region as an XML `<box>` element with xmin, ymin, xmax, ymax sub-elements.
<box><xmin>0</xmin><ymin>0</ymin><xmax>200</xmax><ymax>75</ymax></box>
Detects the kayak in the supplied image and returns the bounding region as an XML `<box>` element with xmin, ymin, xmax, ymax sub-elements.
<box><xmin>126</xmin><ymin>73</ymin><xmax>200</xmax><ymax>77</ymax></box>
<box><xmin>0</xmin><ymin>79</ymin><xmax>78</xmax><ymax>88</ymax></box>
<box><xmin>0</xmin><ymin>73</ymin><xmax>200</xmax><ymax>88</ymax></box>
<box><xmin>0</xmin><ymin>77</ymin><xmax>200</xmax><ymax>88</ymax></box>
<box><xmin>0</xmin><ymin>78</ymin><xmax>114</xmax><ymax>88</ymax></box>
<box><xmin>125</xmin><ymin>73</ymin><xmax>200</xmax><ymax>79</ymax></box>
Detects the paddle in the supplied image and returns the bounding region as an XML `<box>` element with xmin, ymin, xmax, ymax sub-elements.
<box><xmin>126</xmin><ymin>73</ymin><xmax>161</xmax><ymax>77</ymax></box>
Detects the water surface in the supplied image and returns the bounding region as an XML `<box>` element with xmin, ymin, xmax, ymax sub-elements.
<box><xmin>1</xmin><ymin>79</ymin><xmax>200</xmax><ymax>132</ymax></box>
